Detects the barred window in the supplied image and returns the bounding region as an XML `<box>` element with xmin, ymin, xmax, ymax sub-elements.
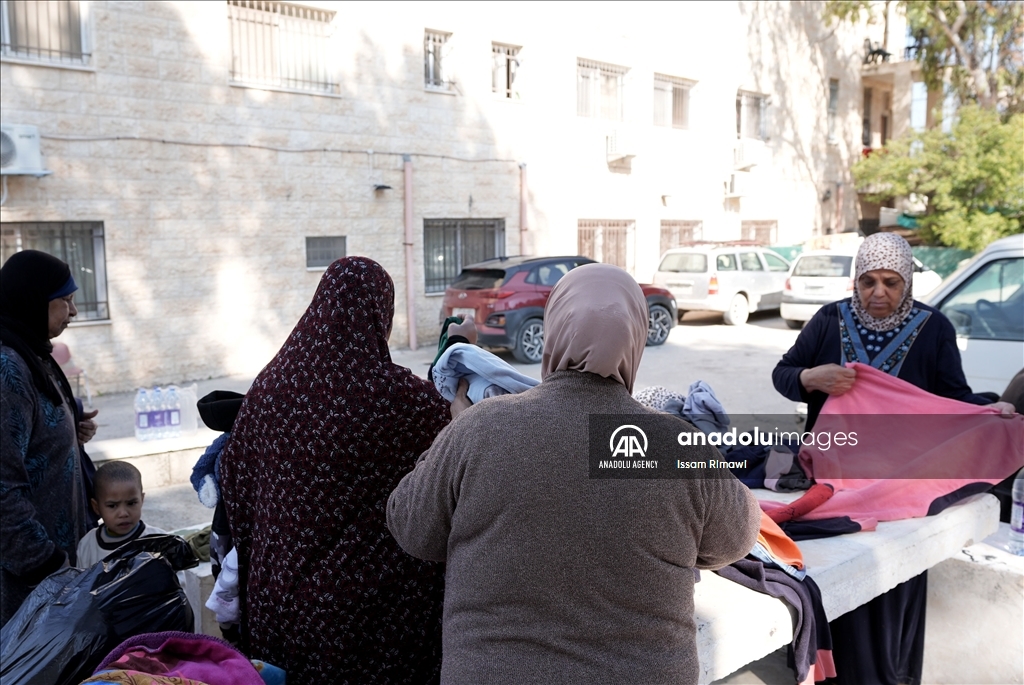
<box><xmin>423</xmin><ymin>219</ymin><xmax>505</xmax><ymax>293</ymax></box>
<box><xmin>1</xmin><ymin>0</ymin><xmax>90</xmax><ymax>66</ymax></box>
<box><xmin>227</xmin><ymin>1</ymin><xmax>338</xmax><ymax>94</ymax></box>
<box><xmin>492</xmin><ymin>43</ymin><xmax>519</xmax><ymax>98</ymax></box>
<box><xmin>654</xmin><ymin>75</ymin><xmax>693</xmax><ymax>129</ymax></box>
<box><xmin>828</xmin><ymin>78</ymin><xmax>840</xmax><ymax>142</ymax></box>
<box><xmin>1</xmin><ymin>221</ymin><xmax>108</xmax><ymax>320</ymax></box>
<box><xmin>660</xmin><ymin>220</ymin><xmax>702</xmax><ymax>254</ymax></box>
<box><xmin>577</xmin><ymin>59</ymin><xmax>627</xmax><ymax>120</ymax></box>
<box><xmin>305</xmin><ymin>236</ymin><xmax>346</xmax><ymax>268</ymax></box>
<box><xmin>424</xmin><ymin>29</ymin><xmax>451</xmax><ymax>90</ymax></box>
<box><xmin>578</xmin><ymin>219</ymin><xmax>633</xmax><ymax>269</ymax></box>
<box><xmin>741</xmin><ymin>220</ymin><xmax>778</xmax><ymax>246</ymax></box>
<box><xmin>736</xmin><ymin>91</ymin><xmax>769</xmax><ymax>140</ymax></box>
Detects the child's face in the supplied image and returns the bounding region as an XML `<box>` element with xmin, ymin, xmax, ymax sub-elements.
<box><xmin>91</xmin><ymin>480</ymin><xmax>145</xmax><ymax>536</ymax></box>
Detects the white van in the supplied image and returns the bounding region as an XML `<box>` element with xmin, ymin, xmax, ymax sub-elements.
<box><xmin>923</xmin><ymin>234</ymin><xmax>1024</xmax><ymax>395</ymax></box>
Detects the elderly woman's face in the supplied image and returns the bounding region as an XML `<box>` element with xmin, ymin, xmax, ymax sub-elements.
<box><xmin>48</xmin><ymin>294</ymin><xmax>77</xmax><ymax>338</ymax></box>
<box><xmin>857</xmin><ymin>268</ymin><xmax>904</xmax><ymax>319</ymax></box>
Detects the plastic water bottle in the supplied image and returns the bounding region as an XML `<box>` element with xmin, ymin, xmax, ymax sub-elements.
<box><xmin>1010</xmin><ymin>468</ymin><xmax>1024</xmax><ymax>556</ymax></box>
<box><xmin>151</xmin><ymin>387</ymin><xmax>166</xmax><ymax>440</ymax></box>
<box><xmin>134</xmin><ymin>389</ymin><xmax>151</xmax><ymax>441</ymax></box>
<box><xmin>165</xmin><ymin>386</ymin><xmax>182</xmax><ymax>439</ymax></box>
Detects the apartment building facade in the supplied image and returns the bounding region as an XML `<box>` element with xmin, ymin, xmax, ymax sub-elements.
<box><xmin>1</xmin><ymin>1</ymin><xmax>894</xmax><ymax>391</ymax></box>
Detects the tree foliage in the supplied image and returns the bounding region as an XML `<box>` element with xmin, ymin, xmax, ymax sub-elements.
<box><xmin>853</xmin><ymin>105</ymin><xmax>1024</xmax><ymax>251</ymax></box>
<box><xmin>824</xmin><ymin>0</ymin><xmax>1024</xmax><ymax>114</ymax></box>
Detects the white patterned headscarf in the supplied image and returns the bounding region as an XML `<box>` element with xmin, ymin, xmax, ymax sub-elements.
<box><xmin>851</xmin><ymin>232</ymin><xmax>915</xmax><ymax>331</ymax></box>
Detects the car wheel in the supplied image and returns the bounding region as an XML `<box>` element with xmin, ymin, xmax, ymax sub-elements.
<box><xmin>783</xmin><ymin>318</ymin><xmax>804</xmax><ymax>330</ymax></box>
<box><xmin>722</xmin><ymin>294</ymin><xmax>749</xmax><ymax>326</ymax></box>
<box><xmin>513</xmin><ymin>318</ymin><xmax>545</xmax><ymax>363</ymax></box>
<box><xmin>647</xmin><ymin>304</ymin><xmax>672</xmax><ymax>346</ymax></box>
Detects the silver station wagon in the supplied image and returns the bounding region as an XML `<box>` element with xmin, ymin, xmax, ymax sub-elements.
<box><xmin>652</xmin><ymin>243</ymin><xmax>790</xmax><ymax>325</ymax></box>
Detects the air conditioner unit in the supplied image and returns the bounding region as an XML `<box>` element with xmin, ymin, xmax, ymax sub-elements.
<box><xmin>724</xmin><ymin>171</ymin><xmax>749</xmax><ymax>198</ymax></box>
<box><xmin>733</xmin><ymin>138</ymin><xmax>765</xmax><ymax>171</ymax></box>
<box><xmin>0</xmin><ymin>124</ymin><xmax>52</xmax><ymax>177</ymax></box>
<box><xmin>606</xmin><ymin>129</ymin><xmax>637</xmax><ymax>163</ymax></box>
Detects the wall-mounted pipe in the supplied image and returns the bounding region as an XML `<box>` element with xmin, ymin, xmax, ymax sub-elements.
<box><xmin>403</xmin><ymin>155</ymin><xmax>418</xmax><ymax>350</ymax></box>
<box><xmin>519</xmin><ymin>163</ymin><xmax>528</xmax><ymax>255</ymax></box>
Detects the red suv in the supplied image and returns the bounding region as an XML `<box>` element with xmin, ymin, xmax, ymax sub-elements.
<box><xmin>440</xmin><ymin>256</ymin><xmax>677</xmax><ymax>363</ymax></box>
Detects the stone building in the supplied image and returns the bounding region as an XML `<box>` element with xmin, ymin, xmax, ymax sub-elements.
<box><xmin>1</xmin><ymin>1</ymin><xmax>903</xmax><ymax>392</ymax></box>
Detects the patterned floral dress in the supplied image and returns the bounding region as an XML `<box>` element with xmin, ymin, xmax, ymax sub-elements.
<box><xmin>219</xmin><ymin>258</ymin><xmax>450</xmax><ymax>683</ymax></box>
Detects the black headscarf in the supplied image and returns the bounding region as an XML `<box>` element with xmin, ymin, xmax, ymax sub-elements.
<box><xmin>0</xmin><ymin>250</ymin><xmax>78</xmax><ymax>407</ymax></box>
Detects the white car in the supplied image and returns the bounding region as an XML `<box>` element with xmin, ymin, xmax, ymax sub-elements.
<box><xmin>780</xmin><ymin>250</ymin><xmax>943</xmax><ymax>329</ymax></box>
<box><xmin>923</xmin><ymin>233</ymin><xmax>1024</xmax><ymax>395</ymax></box>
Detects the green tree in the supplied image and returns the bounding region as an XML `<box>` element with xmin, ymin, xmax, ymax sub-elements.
<box><xmin>853</xmin><ymin>105</ymin><xmax>1024</xmax><ymax>251</ymax></box>
<box><xmin>825</xmin><ymin>0</ymin><xmax>1024</xmax><ymax>114</ymax></box>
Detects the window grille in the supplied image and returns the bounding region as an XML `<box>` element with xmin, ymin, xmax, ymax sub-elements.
<box><xmin>423</xmin><ymin>219</ymin><xmax>505</xmax><ymax>293</ymax></box>
<box><xmin>305</xmin><ymin>236</ymin><xmax>346</xmax><ymax>268</ymax></box>
<box><xmin>653</xmin><ymin>75</ymin><xmax>693</xmax><ymax>129</ymax></box>
<box><xmin>1</xmin><ymin>221</ymin><xmax>108</xmax><ymax>320</ymax></box>
<box><xmin>227</xmin><ymin>1</ymin><xmax>337</xmax><ymax>94</ymax></box>
<box><xmin>736</xmin><ymin>92</ymin><xmax>768</xmax><ymax>140</ymax></box>
<box><xmin>862</xmin><ymin>87</ymin><xmax>872</xmax><ymax>147</ymax></box>
<box><xmin>577</xmin><ymin>219</ymin><xmax>632</xmax><ymax>269</ymax></box>
<box><xmin>577</xmin><ymin>58</ymin><xmax>627</xmax><ymax>120</ymax></box>
<box><xmin>740</xmin><ymin>220</ymin><xmax>778</xmax><ymax>246</ymax></box>
<box><xmin>828</xmin><ymin>79</ymin><xmax>839</xmax><ymax>142</ymax></box>
<box><xmin>660</xmin><ymin>220</ymin><xmax>702</xmax><ymax>254</ymax></box>
<box><xmin>424</xmin><ymin>29</ymin><xmax>450</xmax><ymax>89</ymax></box>
<box><xmin>1</xmin><ymin>0</ymin><xmax>89</xmax><ymax>65</ymax></box>
<box><xmin>492</xmin><ymin>42</ymin><xmax>519</xmax><ymax>98</ymax></box>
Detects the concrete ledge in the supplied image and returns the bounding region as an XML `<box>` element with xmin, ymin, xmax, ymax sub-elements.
<box><xmin>182</xmin><ymin>562</ymin><xmax>223</xmax><ymax>638</ymax></box>
<box><xmin>695</xmin><ymin>493</ymin><xmax>1000</xmax><ymax>684</ymax></box>
<box><xmin>88</xmin><ymin>428</ymin><xmax>220</xmax><ymax>489</ymax></box>
<box><xmin>923</xmin><ymin>523</ymin><xmax>1024</xmax><ymax>684</ymax></box>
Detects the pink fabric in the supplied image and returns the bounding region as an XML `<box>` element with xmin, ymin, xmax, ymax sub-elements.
<box><xmin>813</xmin><ymin>649</ymin><xmax>837</xmax><ymax>681</ymax></box>
<box><xmin>95</xmin><ymin>633</ymin><xmax>264</xmax><ymax>685</ymax></box>
<box><xmin>761</xmin><ymin>363</ymin><xmax>1024</xmax><ymax>527</ymax></box>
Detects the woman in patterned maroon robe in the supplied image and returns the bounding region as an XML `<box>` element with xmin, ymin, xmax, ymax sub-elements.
<box><xmin>219</xmin><ymin>257</ymin><xmax>450</xmax><ymax>683</ymax></box>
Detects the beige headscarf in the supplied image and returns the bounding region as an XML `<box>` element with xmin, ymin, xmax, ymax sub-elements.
<box><xmin>851</xmin><ymin>232</ymin><xmax>915</xmax><ymax>332</ymax></box>
<box><xmin>541</xmin><ymin>263</ymin><xmax>649</xmax><ymax>393</ymax></box>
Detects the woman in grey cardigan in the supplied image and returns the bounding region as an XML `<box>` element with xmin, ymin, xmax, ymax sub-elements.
<box><xmin>388</xmin><ymin>263</ymin><xmax>760</xmax><ymax>684</ymax></box>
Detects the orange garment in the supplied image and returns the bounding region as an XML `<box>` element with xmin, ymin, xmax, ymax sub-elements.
<box><xmin>758</xmin><ymin>511</ymin><xmax>804</xmax><ymax>570</ymax></box>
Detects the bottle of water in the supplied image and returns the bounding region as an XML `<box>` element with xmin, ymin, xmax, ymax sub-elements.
<box><xmin>1010</xmin><ymin>468</ymin><xmax>1024</xmax><ymax>556</ymax></box>
<box><xmin>134</xmin><ymin>389</ymin><xmax>151</xmax><ymax>441</ymax></box>
<box><xmin>151</xmin><ymin>387</ymin><xmax>166</xmax><ymax>440</ymax></box>
<box><xmin>165</xmin><ymin>386</ymin><xmax>182</xmax><ymax>439</ymax></box>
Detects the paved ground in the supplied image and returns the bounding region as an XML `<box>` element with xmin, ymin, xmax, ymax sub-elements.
<box><xmin>107</xmin><ymin>310</ymin><xmax>801</xmax><ymax>684</ymax></box>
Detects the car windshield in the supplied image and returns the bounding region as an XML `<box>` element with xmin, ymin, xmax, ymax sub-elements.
<box><xmin>659</xmin><ymin>253</ymin><xmax>708</xmax><ymax>273</ymax></box>
<box><xmin>450</xmin><ymin>269</ymin><xmax>506</xmax><ymax>290</ymax></box>
<box><xmin>793</xmin><ymin>255</ymin><xmax>852</xmax><ymax>277</ymax></box>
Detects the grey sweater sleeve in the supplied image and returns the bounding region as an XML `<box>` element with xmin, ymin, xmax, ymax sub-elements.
<box><xmin>386</xmin><ymin>420</ymin><xmax>463</xmax><ymax>562</ymax></box>
<box><xmin>0</xmin><ymin>351</ymin><xmax>64</xmax><ymax>580</ymax></box>
<box><xmin>693</xmin><ymin>474</ymin><xmax>761</xmax><ymax>571</ymax></box>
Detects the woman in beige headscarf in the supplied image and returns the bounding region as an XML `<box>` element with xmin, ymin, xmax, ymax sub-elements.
<box><xmin>388</xmin><ymin>263</ymin><xmax>759</xmax><ymax>685</ymax></box>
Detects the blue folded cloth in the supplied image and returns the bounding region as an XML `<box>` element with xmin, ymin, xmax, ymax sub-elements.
<box><xmin>432</xmin><ymin>343</ymin><xmax>539</xmax><ymax>403</ymax></box>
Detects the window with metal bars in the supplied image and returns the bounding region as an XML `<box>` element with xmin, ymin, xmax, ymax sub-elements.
<box><xmin>577</xmin><ymin>59</ymin><xmax>627</xmax><ymax>120</ymax></box>
<box><xmin>1</xmin><ymin>221</ymin><xmax>108</xmax><ymax>320</ymax></box>
<box><xmin>736</xmin><ymin>91</ymin><xmax>769</xmax><ymax>140</ymax></box>
<box><xmin>0</xmin><ymin>0</ymin><xmax>90</xmax><ymax>66</ymax></box>
<box><xmin>740</xmin><ymin>220</ymin><xmax>778</xmax><ymax>246</ymax></box>
<box><xmin>492</xmin><ymin>43</ymin><xmax>519</xmax><ymax>98</ymax></box>
<box><xmin>660</xmin><ymin>220</ymin><xmax>702</xmax><ymax>254</ymax></box>
<box><xmin>227</xmin><ymin>1</ymin><xmax>338</xmax><ymax>94</ymax></box>
<box><xmin>423</xmin><ymin>219</ymin><xmax>505</xmax><ymax>293</ymax></box>
<box><xmin>653</xmin><ymin>75</ymin><xmax>693</xmax><ymax>129</ymax></box>
<box><xmin>424</xmin><ymin>29</ymin><xmax>451</xmax><ymax>90</ymax></box>
<box><xmin>305</xmin><ymin>236</ymin><xmax>346</xmax><ymax>268</ymax></box>
<box><xmin>577</xmin><ymin>220</ymin><xmax>633</xmax><ymax>269</ymax></box>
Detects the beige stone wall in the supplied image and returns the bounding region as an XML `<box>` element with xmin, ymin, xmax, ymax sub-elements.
<box><xmin>1</xmin><ymin>1</ymin><xmax>878</xmax><ymax>393</ymax></box>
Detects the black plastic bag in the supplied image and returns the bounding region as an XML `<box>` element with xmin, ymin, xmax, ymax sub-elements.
<box><xmin>0</xmin><ymin>534</ymin><xmax>199</xmax><ymax>685</ymax></box>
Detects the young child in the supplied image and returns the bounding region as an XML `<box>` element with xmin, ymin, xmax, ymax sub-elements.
<box><xmin>76</xmin><ymin>461</ymin><xmax>167</xmax><ymax>568</ymax></box>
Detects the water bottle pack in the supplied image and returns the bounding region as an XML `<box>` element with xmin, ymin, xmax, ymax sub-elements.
<box><xmin>134</xmin><ymin>386</ymin><xmax>184</xmax><ymax>441</ymax></box>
